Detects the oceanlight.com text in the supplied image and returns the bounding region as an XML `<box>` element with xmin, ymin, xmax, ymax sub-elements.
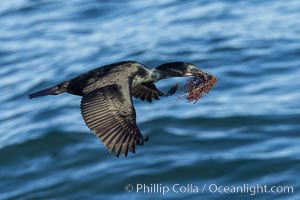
<box><xmin>124</xmin><ymin>183</ymin><xmax>294</xmax><ymax>196</ymax></box>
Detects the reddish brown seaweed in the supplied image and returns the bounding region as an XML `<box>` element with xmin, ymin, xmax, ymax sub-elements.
<box><xmin>184</xmin><ymin>73</ymin><xmax>217</xmax><ymax>104</ymax></box>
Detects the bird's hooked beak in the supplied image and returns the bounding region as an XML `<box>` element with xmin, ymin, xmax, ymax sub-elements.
<box><xmin>183</xmin><ymin>66</ymin><xmax>206</xmax><ymax>77</ymax></box>
<box><xmin>183</xmin><ymin>72</ymin><xmax>198</xmax><ymax>76</ymax></box>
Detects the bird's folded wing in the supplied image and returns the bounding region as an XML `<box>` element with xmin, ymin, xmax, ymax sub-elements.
<box><xmin>131</xmin><ymin>82</ymin><xmax>178</xmax><ymax>103</ymax></box>
<box><xmin>80</xmin><ymin>84</ymin><xmax>148</xmax><ymax>157</ymax></box>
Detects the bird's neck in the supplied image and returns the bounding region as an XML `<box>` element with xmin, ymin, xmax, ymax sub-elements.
<box><xmin>132</xmin><ymin>68</ymin><xmax>174</xmax><ymax>87</ymax></box>
<box><xmin>151</xmin><ymin>69</ymin><xmax>173</xmax><ymax>81</ymax></box>
<box><xmin>132</xmin><ymin>68</ymin><xmax>158</xmax><ymax>87</ymax></box>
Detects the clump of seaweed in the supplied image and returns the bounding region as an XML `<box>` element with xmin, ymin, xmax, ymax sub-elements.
<box><xmin>184</xmin><ymin>73</ymin><xmax>217</xmax><ymax>104</ymax></box>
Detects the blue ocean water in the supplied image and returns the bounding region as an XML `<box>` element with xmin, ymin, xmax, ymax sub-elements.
<box><xmin>0</xmin><ymin>0</ymin><xmax>299</xmax><ymax>199</ymax></box>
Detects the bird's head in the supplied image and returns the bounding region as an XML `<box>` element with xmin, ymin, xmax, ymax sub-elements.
<box><xmin>155</xmin><ymin>62</ymin><xmax>205</xmax><ymax>79</ymax></box>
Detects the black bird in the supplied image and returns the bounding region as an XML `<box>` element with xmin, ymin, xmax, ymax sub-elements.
<box><xmin>29</xmin><ymin>61</ymin><xmax>203</xmax><ymax>157</ymax></box>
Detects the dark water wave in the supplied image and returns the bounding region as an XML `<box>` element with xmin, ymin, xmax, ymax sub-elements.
<box><xmin>1</xmin><ymin>0</ymin><xmax>300</xmax><ymax>199</ymax></box>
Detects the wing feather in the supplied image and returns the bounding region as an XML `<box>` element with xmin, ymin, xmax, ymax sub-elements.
<box><xmin>131</xmin><ymin>82</ymin><xmax>178</xmax><ymax>103</ymax></box>
<box><xmin>80</xmin><ymin>84</ymin><xmax>148</xmax><ymax>157</ymax></box>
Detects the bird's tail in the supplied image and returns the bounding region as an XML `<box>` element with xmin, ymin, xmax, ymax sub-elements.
<box><xmin>28</xmin><ymin>82</ymin><xmax>67</xmax><ymax>99</ymax></box>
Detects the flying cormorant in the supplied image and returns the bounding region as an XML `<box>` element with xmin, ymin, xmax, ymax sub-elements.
<box><xmin>29</xmin><ymin>61</ymin><xmax>204</xmax><ymax>157</ymax></box>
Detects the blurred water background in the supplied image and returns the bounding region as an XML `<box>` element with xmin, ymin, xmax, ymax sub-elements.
<box><xmin>0</xmin><ymin>0</ymin><xmax>300</xmax><ymax>199</ymax></box>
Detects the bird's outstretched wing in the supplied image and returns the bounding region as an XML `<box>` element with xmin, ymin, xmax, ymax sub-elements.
<box><xmin>80</xmin><ymin>84</ymin><xmax>148</xmax><ymax>157</ymax></box>
<box><xmin>132</xmin><ymin>82</ymin><xmax>178</xmax><ymax>103</ymax></box>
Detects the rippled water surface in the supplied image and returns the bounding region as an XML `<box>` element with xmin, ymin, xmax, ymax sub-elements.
<box><xmin>1</xmin><ymin>0</ymin><xmax>300</xmax><ymax>199</ymax></box>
